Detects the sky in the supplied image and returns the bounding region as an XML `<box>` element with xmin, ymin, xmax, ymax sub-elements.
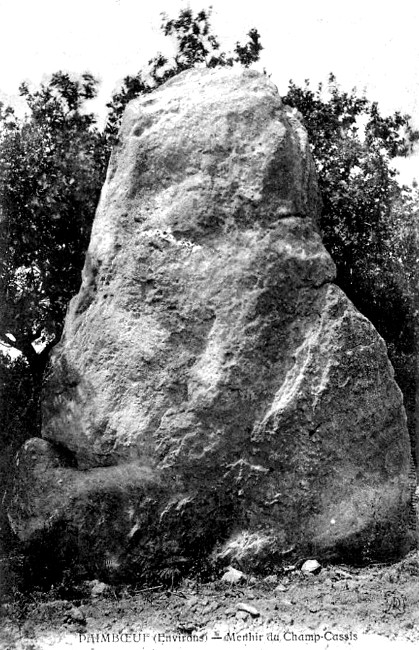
<box><xmin>0</xmin><ymin>0</ymin><xmax>419</xmax><ymax>182</ymax></box>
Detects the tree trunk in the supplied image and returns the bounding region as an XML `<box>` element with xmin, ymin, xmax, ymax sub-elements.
<box><xmin>20</xmin><ymin>342</ymin><xmax>55</xmax><ymax>436</ymax></box>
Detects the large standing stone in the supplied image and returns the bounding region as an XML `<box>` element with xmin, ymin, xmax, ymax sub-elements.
<box><xmin>8</xmin><ymin>69</ymin><xmax>415</xmax><ymax>576</ymax></box>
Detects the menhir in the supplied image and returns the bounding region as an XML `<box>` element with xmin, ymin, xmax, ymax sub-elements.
<box><xmin>8</xmin><ymin>68</ymin><xmax>416</xmax><ymax>579</ymax></box>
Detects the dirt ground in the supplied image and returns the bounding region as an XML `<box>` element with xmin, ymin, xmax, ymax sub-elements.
<box><xmin>1</xmin><ymin>550</ymin><xmax>419</xmax><ymax>650</ymax></box>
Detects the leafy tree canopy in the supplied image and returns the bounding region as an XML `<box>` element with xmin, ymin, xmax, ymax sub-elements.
<box><xmin>283</xmin><ymin>74</ymin><xmax>419</xmax><ymax>344</ymax></box>
<box><xmin>0</xmin><ymin>72</ymin><xmax>108</xmax><ymax>380</ymax></box>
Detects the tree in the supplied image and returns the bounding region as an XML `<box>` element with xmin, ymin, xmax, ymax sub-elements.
<box><xmin>105</xmin><ymin>8</ymin><xmax>263</xmax><ymax>138</ymax></box>
<box><xmin>283</xmin><ymin>75</ymin><xmax>419</xmax><ymax>462</ymax></box>
<box><xmin>0</xmin><ymin>73</ymin><xmax>109</xmax><ymax>389</ymax></box>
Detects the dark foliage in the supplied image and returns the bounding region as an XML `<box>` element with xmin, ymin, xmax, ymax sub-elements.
<box><xmin>0</xmin><ymin>73</ymin><xmax>109</xmax><ymax>385</ymax></box>
<box><xmin>283</xmin><ymin>75</ymin><xmax>419</xmax><ymax>462</ymax></box>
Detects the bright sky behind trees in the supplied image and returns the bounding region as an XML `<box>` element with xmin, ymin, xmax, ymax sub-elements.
<box><xmin>0</xmin><ymin>0</ymin><xmax>418</xmax><ymax>181</ymax></box>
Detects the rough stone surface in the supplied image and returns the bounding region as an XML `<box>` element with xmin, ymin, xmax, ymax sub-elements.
<box><xmin>8</xmin><ymin>68</ymin><xmax>415</xmax><ymax>574</ymax></box>
<box><xmin>221</xmin><ymin>567</ymin><xmax>246</xmax><ymax>585</ymax></box>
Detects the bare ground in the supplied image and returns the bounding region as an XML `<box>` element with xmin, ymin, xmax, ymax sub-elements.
<box><xmin>1</xmin><ymin>551</ymin><xmax>419</xmax><ymax>649</ymax></box>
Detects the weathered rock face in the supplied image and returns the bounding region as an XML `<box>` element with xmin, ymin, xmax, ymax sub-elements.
<box><xmin>8</xmin><ymin>69</ymin><xmax>416</xmax><ymax>576</ymax></box>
